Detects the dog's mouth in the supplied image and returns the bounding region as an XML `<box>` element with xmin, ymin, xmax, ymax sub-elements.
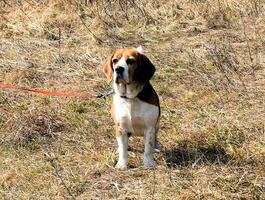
<box><xmin>115</xmin><ymin>77</ymin><xmax>125</xmax><ymax>84</ymax></box>
<box><xmin>115</xmin><ymin>75</ymin><xmax>129</xmax><ymax>84</ymax></box>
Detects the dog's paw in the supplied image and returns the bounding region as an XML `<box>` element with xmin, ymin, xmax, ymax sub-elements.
<box><xmin>115</xmin><ymin>161</ymin><xmax>128</xmax><ymax>170</ymax></box>
<box><xmin>143</xmin><ymin>156</ymin><xmax>156</xmax><ymax>167</ymax></box>
<box><xmin>154</xmin><ymin>143</ymin><xmax>161</xmax><ymax>153</ymax></box>
<box><xmin>154</xmin><ymin>142</ymin><xmax>161</xmax><ymax>153</ymax></box>
<box><xmin>154</xmin><ymin>148</ymin><xmax>161</xmax><ymax>153</ymax></box>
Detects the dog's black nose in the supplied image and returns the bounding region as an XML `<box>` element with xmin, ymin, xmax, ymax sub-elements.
<box><xmin>115</xmin><ymin>67</ymin><xmax>124</xmax><ymax>74</ymax></box>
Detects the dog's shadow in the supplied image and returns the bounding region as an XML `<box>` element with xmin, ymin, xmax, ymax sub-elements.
<box><xmin>162</xmin><ymin>142</ymin><xmax>232</xmax><ymax>168</ymax></box>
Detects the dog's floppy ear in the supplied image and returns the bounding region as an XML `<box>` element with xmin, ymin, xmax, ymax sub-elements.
<box><xmin>134</xmin><ymin>53</ymin><xmax>155</xmax><ymax>82</ymax></box>
<box><xmin>103</xmin><ymin>51</ymin><xmax>115</xmax><ymax>83</ymax></box>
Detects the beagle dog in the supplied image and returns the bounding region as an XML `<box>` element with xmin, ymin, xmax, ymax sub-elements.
<box><xmin>103</xmin><ymin>47</ymin><xmax>160</xmax><ymax>170</ymax></box>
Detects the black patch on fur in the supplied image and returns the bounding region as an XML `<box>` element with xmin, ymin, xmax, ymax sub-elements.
<box><xmin>137</xmin><ymin>82</ymin><xmax>161</xmax><ymax>115</ymax></box>
<box><xmin>133</xmin><ymin>54</ymin><xmax>155</xmax><ymax>82</ymax></box>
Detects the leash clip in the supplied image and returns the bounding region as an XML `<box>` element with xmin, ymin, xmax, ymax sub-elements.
<box><xmin>96</xmin><ymin>89</ymin><xmax>114</xmax><ymax>99</ymax></box>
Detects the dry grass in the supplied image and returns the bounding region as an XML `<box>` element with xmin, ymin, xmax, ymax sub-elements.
<box><xmin>0</xmin><ymin>0</ymin><xmax>265</xmax><ymax>199</ymax></box>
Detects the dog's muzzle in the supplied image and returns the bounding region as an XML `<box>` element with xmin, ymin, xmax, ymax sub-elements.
<box><xmin>115</xmin><ymin>67</ymin><xmax>126</xmax><ymax>84</ymax></box>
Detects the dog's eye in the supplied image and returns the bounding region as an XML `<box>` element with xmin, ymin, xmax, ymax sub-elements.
<box><xmin>126</xmin><ymin>58</ymin><xmax>136</xmax><ymax>65</ymax></box>
<box><xmin>112</xmin><ymin>58</ymin><xmax>118</xmax><ymax>64</ymax></box>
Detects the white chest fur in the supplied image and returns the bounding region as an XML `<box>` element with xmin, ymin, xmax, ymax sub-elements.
<box><xmin>113</xmin><ymin>94</ymin><xmax>159</xmax><ymax>136</ymax></box>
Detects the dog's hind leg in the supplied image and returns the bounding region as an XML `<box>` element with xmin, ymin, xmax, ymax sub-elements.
<box><xmin>154</xmin><ymin>122</ymin><xmax>161</xmax><ymax>153</ymax></box>
<box><xmin>143</xmin><ymin>127</ymin><xmax>156</xmax><ymax>167</ymax></box>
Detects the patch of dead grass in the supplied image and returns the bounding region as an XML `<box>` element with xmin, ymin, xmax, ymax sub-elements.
<box><xmin>0</xmin><ymin>0</ymin><xmax>265</xmax><ymax>199</ymax></box>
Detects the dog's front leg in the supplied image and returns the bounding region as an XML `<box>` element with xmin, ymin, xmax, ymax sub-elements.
<box><xmin>144</xmin><ymin>127</ymin><xmax>156</xmax><ymax>167</ymax></box>
<box><xmin>115</xmin><ymin>127</ymin><xmax>128</xmax><ymax>170</ymax></box>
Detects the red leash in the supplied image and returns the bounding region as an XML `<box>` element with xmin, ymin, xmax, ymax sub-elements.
<box><xmin>0</xmin><ymin>82</ymin><xmax>100</xmax><ymax>99</ymax></box>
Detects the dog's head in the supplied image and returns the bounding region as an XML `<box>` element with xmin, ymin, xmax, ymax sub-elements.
<box><xmin>103</xmin><ymin>47</ymin><xmax>155</xmax><ymax>84</ymax></box>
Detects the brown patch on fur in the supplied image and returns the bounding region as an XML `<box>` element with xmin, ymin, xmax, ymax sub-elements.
<box><xmin>111</xmin><ymin>103</ymin><xmax>116</xmax><ymax>122</ymax></box>
<box><xmin>103</xmin><ymin>52</ymin><xmax>115</xmax><ymax>83</ymax></box>
<box><xmin>115</xmin><ymin>126</ymin><xmax>122</xmax><ymax>137</ymax></box>
<box><xmin>111</xmin><ymin>103</ymin><xmax>122</xmax><ymax>137</ymax></box>
<box><xmin>131</xmin><ymin>116</ymin><xmax>146</xmax><ymax>136</ymax></box>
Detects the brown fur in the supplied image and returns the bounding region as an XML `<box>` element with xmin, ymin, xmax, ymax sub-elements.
<box><xmin>103</xmin><ymin>52</ymin><xmax>114</xmax><ymax>83</ymax></box>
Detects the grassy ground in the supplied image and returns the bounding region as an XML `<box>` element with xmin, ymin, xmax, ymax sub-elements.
<box><xmin>0</xmin><ymin>0</ymin><xmax>265</xmax><ymax>199</ymax></box>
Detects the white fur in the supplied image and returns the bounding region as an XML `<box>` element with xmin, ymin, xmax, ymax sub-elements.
<box><xmin>113</xmin><ymin>93</ymin><xmax>159</xmax><ymax>169</ymax></box>
<box><xmin>143</xmin><ymin>127</ymin><xmax>156</xmax><ymax>167</ymax></box>
<box><xmin>114</xmin><ymin>57</ymin><xmax>129</xmax><ymax>83</ymax></box>
<box><xmin>136</xmin><ymin>46</ymin><xmax>143</xmax><ymax>53</ymax></box>
<box><xmin>115</xmin><ymin>134</ymin><xmax>128</xmax><ymax>170</ymax></box>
